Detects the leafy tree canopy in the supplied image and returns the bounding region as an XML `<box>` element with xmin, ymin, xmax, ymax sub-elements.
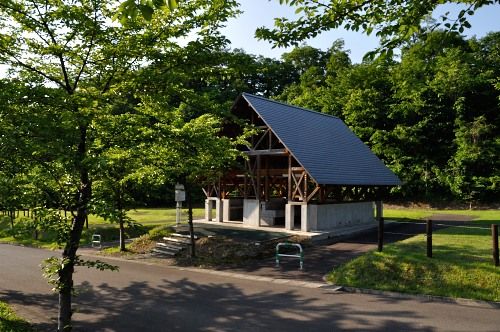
<box><xmin>256</xmin><ymin>0</ymin><xmax>499</xmax><ymax>58</ymax></box>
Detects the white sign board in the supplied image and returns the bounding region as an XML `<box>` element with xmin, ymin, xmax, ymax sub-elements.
<box><xmin>175</xmin><ymin>183</ymin><xmax>185</xmax><ymax>202</ymax></box>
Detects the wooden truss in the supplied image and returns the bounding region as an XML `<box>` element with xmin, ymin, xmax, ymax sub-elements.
<box><xmin>203</xmin><ymin>110</ymin><xmax>389</xmax><ymax>203</ymax></box>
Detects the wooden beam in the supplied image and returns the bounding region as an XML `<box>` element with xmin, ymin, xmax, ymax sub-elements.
<box><xmin>245</xmin><ymin>149</ymin><xmax>287</xmax><ymax>156</ymax></box>
<box><xmin>253</xmin><ymin>128</ymin><xmax>270</xmax><ymax>150</ymax></box>
<box><xmin>306</xmin><ymin>186</ymin><xmax>321</xmax><ymax>203</ymax></box>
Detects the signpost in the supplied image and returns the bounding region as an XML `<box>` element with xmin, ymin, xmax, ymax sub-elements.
<box><xmin>175</xmin><ymin>183</ymin><xmax>185</xmax><ymax>226</ymax></box>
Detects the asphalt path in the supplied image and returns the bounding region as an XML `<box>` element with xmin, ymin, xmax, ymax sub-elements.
<box><xmin>1</xmin><ymin>244</ymin><xmax>499</xmax><ymax>332</ymax></box>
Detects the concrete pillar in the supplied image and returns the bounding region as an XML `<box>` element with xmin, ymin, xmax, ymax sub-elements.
<box><xmin>205</xmin><ymin>199</ymin><xmax>212</xmax><ymax>221</ymax></box>
<box><xmin>222</xmin><ymin>199</ymin><xmax>230</xmax><ymax>222</ymax></box>
<box><xmin>285</xmin><ymin>204</ymin><xmax>294</xmax><ymax>230</ymax></box>
<box><xmin>215</xmin><ymin>199</ymin><xmax>223</xmax><ymax>223</ymax></box>
<box><xmin>301</xmin><ymin>204</ymin><xmax>309</xmax><ymax>232</ymax></box>
<box><xmin>243</xmin><ymin>199</ymin><xmax>260</xmax><ymax>227</ymax></box>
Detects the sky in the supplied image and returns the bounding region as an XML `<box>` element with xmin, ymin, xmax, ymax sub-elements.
<box><xmin>221</xmin><ymin>0</ymin><xmax>500</xmax><ymax>63</ymax></box>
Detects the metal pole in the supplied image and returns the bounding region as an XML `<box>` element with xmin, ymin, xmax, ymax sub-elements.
<box><xmin>426</xmin><ymin>219</ymin><xmax>433</xmax><ymax>258</ymax></box>
<box><xmin>176</xmin><ymin>201</ymin><xmax>182</xmax><ymax>226</ymax></box>
<box><xmin>378</xmin><ymin>217</ymin><xmax>384</xmax><ymax>252</ymax></box>
<box><xmin>492</xmin><ymin>224</ymin><xmax>499</xmax><ymax>267</ymax></box>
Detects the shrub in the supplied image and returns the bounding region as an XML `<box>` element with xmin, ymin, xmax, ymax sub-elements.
<box><xmin>148</xmin><ymin>225</ymin><xmax>174</xmax><ymax>240</ymax></box>
<box><xmin>128</xmin><ymin>234</ymin><xmax>156</xmax><ymax>253</ymax></box>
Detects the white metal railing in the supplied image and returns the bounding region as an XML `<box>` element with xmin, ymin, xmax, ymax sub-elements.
<box><xmin>276</xmin><ymin>242</ymin><xmax>303</xmax><ymax>270</ymax></box>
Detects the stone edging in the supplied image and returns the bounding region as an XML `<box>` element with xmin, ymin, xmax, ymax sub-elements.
<box><xmin>340</xmin><ymin>286</ymin><xmax>500</xmax><ymax>309</ymax></box>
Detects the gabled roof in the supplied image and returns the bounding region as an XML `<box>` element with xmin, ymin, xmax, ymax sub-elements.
<box><xmin>240</xmin><ymin>93</ymin><xmax>401</xmax><ymax>186</ymax></box>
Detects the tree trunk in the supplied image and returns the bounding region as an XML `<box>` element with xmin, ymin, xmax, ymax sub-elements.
<box><xmin>118</xmin><ymin>188</ymin><xmax>126</xmax><ymax>252</ymax></box>
<box><xmin>186</xmin><ymin>182</ymin><xmax>196</xmax><ymax>258</ymax></box>
<box><xmin>119</xmin><ymin>217</ymin><xmax>125</xmax><ymax>252</ymax></box>
<box><xmin>58</xmin><ymin>125</ymin><xmax>90</xmax><ymax>332</ymax></box>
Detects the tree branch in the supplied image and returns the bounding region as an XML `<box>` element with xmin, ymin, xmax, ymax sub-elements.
<box><xmin>31</xmin><ymin>0</ymin><xmax>73</xmax><ymax>94</ymax></box>
<box><xmin>73</xmin><ymin>2</ymin><xmax>99</xmax><ymax>91</ymax></box>
<box><xmin>1</xmin><ymin>49</ymin><xmax>66</xmax><ymax>89</ymax></box>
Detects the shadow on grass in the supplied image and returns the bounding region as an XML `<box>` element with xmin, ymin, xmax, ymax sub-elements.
<box><xmin>0</xmin><ymin>278</ymin><xmax>436</xmax><ymax>332</ymax></box>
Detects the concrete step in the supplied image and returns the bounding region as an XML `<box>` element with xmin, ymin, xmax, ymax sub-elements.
<box><xmin>171</xmin><ymin>233</ymin><xmax>198</xmax><ymax>240</ymax></box>
<box><xmin>162</xmin><ymin>236</ymin><xmax>192</xmax><ymax>245</ymax></box>
<box><xmin>156</xmin><ymin>242</ymin><xmax>183</xmax><ymax>251</ymax></box>
<box><xmin>152</xmin><ymin>248</ymin><xmax>178</xmax><ymax>256</ymax></box>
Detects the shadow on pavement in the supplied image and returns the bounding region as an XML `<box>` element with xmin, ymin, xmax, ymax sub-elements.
<box><xmin>1</xmin><ymin>278</ymin><xmax>434</xmax><ymax>332</ymax></box>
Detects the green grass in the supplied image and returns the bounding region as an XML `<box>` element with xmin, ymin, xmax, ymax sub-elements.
<box><xmin>0</xmin><ymin>208</ymin><xmax>205</xmax><ymax>249</ymax></box>
<box><xmin>0</xmin><ymin>301</ymin><xmax>34</xmax><ymax>332</ymax></box>
<box><xmin>384</xmin><ymin>208</ymin><xmax>500</xmax><ymax>224</ymax></box>
<box><xmin>87</xmin><ymin>208</ymin><xmax>205</xmax><ymax>225</ymax></box>
<box><xmin>328</xmin><ymin>225</ymin><xmax>500</xmax><ymax>302</ymax></box>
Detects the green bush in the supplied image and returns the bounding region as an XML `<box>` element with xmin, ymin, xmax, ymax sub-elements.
<box><xmin>0</xmin><ymin>301</ymin><xmax>34</xmax><ymax>332</ymax></box>
<box><xmin>0</xmin><ymin>216</ymin><xmax>12</xmax><ymax>237</ymax></box>
<box><xmin>128</xmin><ymin>233</ymin><xmax>156</xmax><ymax>253</ymax></box>
<box><xmin>148</xmin><ymin>225</ymin><xmax>174</xmax><ymax>240</ymax></box>
<box><xmin>10</xmin><ymin>217</ymin><xmax>37</xmax><ymax>239</ymax></box>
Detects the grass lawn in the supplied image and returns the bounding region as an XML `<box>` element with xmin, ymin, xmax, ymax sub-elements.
<box><xmin>0</xmin><ymin>207</ymin><xmax>205</xmax><ymax>249</ymax></box>
<box><xmin>87</xmin><ymin>207</ymin><xmax>205</xmax><ymax>226</ymax></box>
<box><xmin>0</xmin><ymin>301</ymin><xmax>34</xmax><ymax>332</ymax></box>
<box><xmin>384</xmin><ymin>207</ymin><xmax>500</xmax><ymax>224</ymax></box>
<box><xmin>328</xmin><ymin>225</ymin><xmax>500</xmax><ymax>302</ymax></box>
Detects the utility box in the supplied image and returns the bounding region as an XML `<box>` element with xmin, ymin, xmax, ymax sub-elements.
<box><xmin>175</xmin><ymin>183</ymin><xmax>185</xmax><ymax>202</ymax></box>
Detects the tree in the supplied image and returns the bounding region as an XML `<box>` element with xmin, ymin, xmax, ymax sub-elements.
<box><xmin>256</xmin><ymin>0</ymin><xmax>499</xmax><ymax>58</ymax></box>
<box><xmin>272</xmin><ymin>31</ymin><xmax>499</xmax><ymax>203</ymax></box>
<box><xmin>118</xmin><ymin>0</ymin><xmax>178</xmax><ymax>22</ymax></box>
<box><xmin>278</xmin><ymin>40</ymin><xmax>351</xmax><ymax>112</ymax></box>
<box><xmin>0</xmin><ymin>0</ymin><xmax>239</xmax><ymax>330</ymax></box>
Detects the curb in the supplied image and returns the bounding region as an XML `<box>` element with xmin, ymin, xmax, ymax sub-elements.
<box><xmin>7</xmin><ymin>244</ymin><xmax>500</xmax><ymax>309</ymax></box>
<box><xmin>78</xmin><ymin>250</ymin><xmax>335</xmax><ymax>290</ymax></box>
<box><xmin>340</xmin><ymin>286</ymin><xmax>500</xmax><ymax>309</ymax></box>
<box><xmin>79</xmin><ymin>250</ymin><xmax>500</xmax><ymax>309</ymax></box>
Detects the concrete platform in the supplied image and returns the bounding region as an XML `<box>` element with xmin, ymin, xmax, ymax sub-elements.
<box><xmin>192</xmin><ymin>219</ymin><xmax>386</xmax><ymax>243</ymax></box>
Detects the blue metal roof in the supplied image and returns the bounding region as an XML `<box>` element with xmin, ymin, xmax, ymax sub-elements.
<box><xmin>241</xmin><ymin>93</ymin><xmax>401</xmax><ymax>186</ymax></box>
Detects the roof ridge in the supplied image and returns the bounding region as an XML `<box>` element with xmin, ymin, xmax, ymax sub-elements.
<box><xmin>242</xmin><ymin>93</ymin><xmax>340</xmax><ymax>120</ymax></box>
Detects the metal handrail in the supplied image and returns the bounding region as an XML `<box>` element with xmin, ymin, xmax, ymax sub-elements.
<box><xmin>91</xmin><ymin>234</ymin><xmax>101</xmax><ymax>248</ymax></box>
<box><xmin>276</xmin><ymin>242</ymin><xmax>303</xmax><ymax>270</ymax></box>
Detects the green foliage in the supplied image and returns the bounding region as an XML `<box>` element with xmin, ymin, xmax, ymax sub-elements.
<box><xmin>0</xmin><ymin>0</ymin><xmax>246</xmax><ymax>329</ymax></box>
<box><xmin>276</xmin><ymin>32</ymin><xmax>500</xmax><ymax>202</ymax></box>
<box><xmin>41</xmin><ymin>256</ymin><xmax>118</xmax><ymax>292</ymax></box>
<box><xmin>148</xmin><ymin>225</ymin><xmax>174</xmax><ymax>240</ymax></box>
<box><xmin>0</xmin><ymin>301</ymin><xmax>34</xmax><ymax>332</ymax></box>
<box><xmin>257</xmin><ymin>0</ymin><xmax>500</xmax><ymax>58</ymax></box>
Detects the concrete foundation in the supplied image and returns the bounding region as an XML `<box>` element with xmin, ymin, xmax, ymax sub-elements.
<box><xmin>243</xmin><ymin>199</ymin><xmax>260</xmax><ymax>226</ymax></box>
<box><xmin>208</xmin><ymin>197</ymin><xmax>379</xmax><ymax>235</ymax></box>
<box><xmin>205</xmin><ymin>198</ymin><xmax>223</xmax><ymax>222</ymax></box>
<box><xmin>313</xmin><ymin>202</ymin><xmax>375</xmax><ymax>231</ymax></box>
<box><xmin>260</xmin><ymin>198</ymin><xmax>286</xmax><ymax>226</ymax></box>
<box><xmin>222</xmin><ymin>198</ymin><xmax>243</xmax><ymax>221</ymax></box>
<box><xmin>285</xmin><ymin>201</ymin><xmax>376</xmax><ymax>232</ymax></box>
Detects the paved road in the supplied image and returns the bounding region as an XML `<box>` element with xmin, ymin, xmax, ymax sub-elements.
<box><xmin>1</xmin><ymin>244</ymin><xmax>499</xmax><ymax>332</ymax></box>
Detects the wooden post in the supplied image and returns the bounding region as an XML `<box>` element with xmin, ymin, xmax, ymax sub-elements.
<box><xmin>493</xmin><ymin>224</ymin><xmax>499</xmax><ymax>267</ymax></box>
<box><xmin>244</xmin><ymin>174</ymin><xmax>248</xmax><ymax>199</ymax></box>
<box><xmin>256</xmin><ymin>155</ymin><xmax>261</xmax><ymax>200</ymax></box>
<box><xmin>264</xmin><ymin>156</ymin><xmax>269</xmax><ymax>201</ymax></box>
<box><xmin>287</xmin><ymin>154</ymin><xmax>292</xmax><ymax>201</ymax></box>
<box><xmin>426</xmin><ymin>219</ymin><xmax>433</xmax><ymax>258</ymax></box>
<box><xmin>378</xmin><ymin>217</ymin><xmax>384</xmax><ymax>252</ymax></box>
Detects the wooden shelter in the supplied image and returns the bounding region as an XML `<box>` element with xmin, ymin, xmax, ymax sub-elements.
<box><xmin>204</xmin><ymin>93</ymin><xmax>401</xmax><ymax>233</ymax></box>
